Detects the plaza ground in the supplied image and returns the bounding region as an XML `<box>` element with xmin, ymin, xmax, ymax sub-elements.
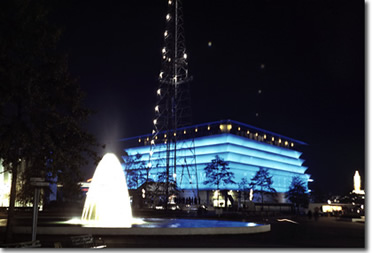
<box><xmin>0</xmin><ymin>209</ymin><xmax>365</xmax><ymax>248</ymax></box>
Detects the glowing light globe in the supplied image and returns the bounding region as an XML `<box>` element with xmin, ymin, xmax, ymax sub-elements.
<box><xmin>81</xmin><ymin>153</ymin><xmax>132</xmax><ymax>227</ymax></box>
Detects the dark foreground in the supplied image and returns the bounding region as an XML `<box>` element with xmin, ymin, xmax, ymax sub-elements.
<box><xmin>0</xmin><ymin>214</ymin><xmax>365</xmax><ymax>248</ymax></box>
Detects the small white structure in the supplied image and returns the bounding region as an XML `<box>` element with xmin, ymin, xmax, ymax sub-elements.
<box><xmin>352</xmin><ymin>170</ymin><xmax>365</xmax><ymax>195</ymax></box>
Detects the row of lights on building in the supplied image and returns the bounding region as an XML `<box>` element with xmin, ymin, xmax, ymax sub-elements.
<box><xmin>139</xmin><ymin>124</ymin><xmax>294</xmax><ymax>148</ymax></box>
<box><xmin>220</xmin><ymin>124</ymin><xmax>294</xmax><ymax>147</ymax></box>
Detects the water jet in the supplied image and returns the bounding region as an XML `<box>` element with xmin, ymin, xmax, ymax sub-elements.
<box><xmin>81</xmin><ymin>153</ymin><xmax>132</xmax><ymax>227</ymax></box>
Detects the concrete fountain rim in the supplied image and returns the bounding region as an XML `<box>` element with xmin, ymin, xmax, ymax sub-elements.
<box><xmin>10</xmin><ymin>218</ymin><xmax>271</xmax><ymax>235</ymax></box>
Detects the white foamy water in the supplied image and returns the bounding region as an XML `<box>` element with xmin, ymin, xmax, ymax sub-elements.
<box><xmin>81</xmin><ymin>153</ymin><xmax>133</xmax><ymax>227</ymax></box>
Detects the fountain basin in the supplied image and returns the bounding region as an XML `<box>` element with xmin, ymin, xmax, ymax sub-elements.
<box><xmin>9</xmin><ymin>218</ymin><xmax>270</xmax><ymax>235</ymax></box>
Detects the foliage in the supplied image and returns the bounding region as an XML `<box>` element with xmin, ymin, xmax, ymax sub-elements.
<box><xmin>156</xmin><ymin>171</ymin><xmax>178</xmax><ymax>198</ymax></box>
<box><xmin>238</xmin><ymin>177</ymin><xmax>251</xmax><ymax>203</ymax></box>
<box><xmin>286</xmin><ymin>176</ymin><xmax>309</xmax><ymax>210</ymax></box>
<box><xmin>250</xmin><ymin>167</ymin><xmax>276</xmax><ymax>204</ymax></box>
<box><xmin>203</xmin><ymin>155</ymin><xmax>236</xmax><ymax>191</ymax></box>
<box><xmin>123</xmin><ymin>153</ymin><xmax>147</xmax><ymax>189</ymax></box>
<box><xmin>0</xmin><ymin>0</ymin><xmax>102</xmax><ymax>241</ymax></box>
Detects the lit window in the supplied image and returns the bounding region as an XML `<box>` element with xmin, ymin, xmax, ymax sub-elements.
<box><xmin>138</xmin><ymin>139</ymin><xmax>141</xmax><ymax>143</ymax></box>
<box><xmin>291</xmin><ymin>143</ymin><xmax>294</xmax><ymax>147</ymax></box>
<box><xmin>195</xmin><ymin>128</ymin><xmax>198</xmax><ymax>132</ymax></box>
<box><xmin>227</xmin><ymin>124</ymin><xmax>232</xmax><ymax>131</ymax></box>
<box><xmin>285</xmin><ymin>141</ymin><xmax>288</xmax><ymax>146</ymax></box>
<box><xmin>238</xmin><ymin>127</ymin><xmax>241</xmax><ymax>131</ymax></box>
<box><xmin>155</xmin><ymin>136</ymin><xmax>158</xmax><ymax>139</ymax></box>
<box><xmin>264</xmin><ymin>134</ymin><xmax>266</xmax><ymax>139</ymax></box>
<box><xmin>208</xmin><ymin>126</ymin><xmax>210</xmax><ymax>130</ymax></box>
<box><xmin>184</xmin><ymin>130</ymin><xmax>186</xmax><ymax>134</ymax></box>
<box><xmin>173</xmin><ymin>132</ymin><xmax>176</xmax><ymax>136</ymax></box>
<box><xmin>247</xmin><ymin>130</ymin><xmax>250</xmax><ymax>134</ymax></box>
<box><xmin>146</xmin><ymin>137</ymin><xmax>149</xmax><ymax>141</ymax></box>
<box><xmin>255</xmin><ymin>133</ymin><xmax>258</xmax><ymax>137</ymax></box>
<box><xmin>272</xmin><ymin>137</ymin><xmax>274</xmax><ymax>141</ymax></box>
<box><xmin>279</xmin><ymin>139</ymin><xmax>282</xmax><ymax>144</ymax></box>
<box><xmin>164</xmin><ymin>134</ymin><xmax>167</xmax><ymax>138</ymax></box>
<box><xmin>219</xmin><ymin>124</ymin><xmax>223</xmax><ymax>130</ymax></box>
<box><xmin>322</xmin><ymin>205</ymin><xmax>342</xmax><ymax>213</ymax></box>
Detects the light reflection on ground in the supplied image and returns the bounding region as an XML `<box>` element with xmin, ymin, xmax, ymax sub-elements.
<box><xmin>0</xmin><ymin>219</ymin><xmax>7</xmax><ymax>226</ymax></box>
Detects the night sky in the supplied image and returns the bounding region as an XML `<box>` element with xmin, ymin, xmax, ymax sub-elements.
<box><xmin>55</xmin><ymin>0</ymin><xmax>364</xmax><ymax>196</ymax></box>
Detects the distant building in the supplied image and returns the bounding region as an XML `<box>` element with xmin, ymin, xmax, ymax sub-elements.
<box><xmin>120</xmin><ymin>120</ymin><xmax>311</xmax><ymax>207</ymax></box>
<box><xmin>0</xmin><ymin>160</ymin><xmax>60</xmax><ymax>208</ymax></box>
<box><xmin>0</xmin><ymin>160</ymin><xmax>11</xmax><ymax>207</ymax></box>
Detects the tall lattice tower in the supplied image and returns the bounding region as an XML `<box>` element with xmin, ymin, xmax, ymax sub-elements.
<box><xmin>149</xmin><ymin>0</ymin><xmax>198</xmax><ymax>205</ymax></box>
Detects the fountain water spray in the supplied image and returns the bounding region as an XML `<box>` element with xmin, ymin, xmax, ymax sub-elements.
<box><xmin>49</xmin><ymin>154</ymin><xmax>269</xmax><ymax>235</ymax></box>
<box><xmin>81</xmin><ymin>153</ymin><xmax>133</xmax><ymax>227</ymax></box>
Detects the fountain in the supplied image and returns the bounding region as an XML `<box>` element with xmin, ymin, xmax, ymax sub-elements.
<box><xmin>3</xmin><ymin>153</ymin><xmax>270</xmax><ymax>237</ymax></box>
<box><xmin>81</xmin><ymin>153</ymin><xmax>133</xmax><ymax>227</ymax></box>
<box><xmin>68</xmin><ymin>153</ymin><xmax>269</xmax><ymax>234</ymax></box>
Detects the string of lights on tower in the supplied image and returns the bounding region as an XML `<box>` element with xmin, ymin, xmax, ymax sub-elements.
<box><xmin>148</xmin><ymin>0</ymin><xmax>198</xmax><ymax>204</ymax></box>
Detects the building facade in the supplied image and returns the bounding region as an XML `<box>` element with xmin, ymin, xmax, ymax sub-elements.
<box><xmin>120</xmin><ymin>120</ymin><xmax>310</xmax><ymax>207</ymax></box>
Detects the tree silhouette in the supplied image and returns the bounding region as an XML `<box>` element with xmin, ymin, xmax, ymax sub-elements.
<box><xmin>238</xmin><ymin>177</ymin><xmax>251</xmax><ymax>204</ymax></box>
<box><xmin>0</xmin><ymin>0</ymin><xmax>102</xmax><ymax>242</ymax></box>
<box><xmin>155</xmin><ymin>170</ymin><xmax>178</xmax><ymax>206</ymax></box>
<box><xmin>286</xmin><ymin>176</ymin><xmax>309</xmax><ymax>213</ymax></box>
<box><xmin>250</xmin><ymin>167</ymin><xmax>276</xmax><ymax>206</ymax></box>
<box><xmin>203</xmin><ymin>155</ymin><xmax>236</xmax><ymax>206</ymax></box>
<box><xmin>123</xmin><ymin>153</ymin><xmax>147</xmax><ymax>189</ymax></box>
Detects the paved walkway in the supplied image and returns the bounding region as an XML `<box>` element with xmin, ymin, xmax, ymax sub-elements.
<box><xmin>1</xmin><ymin>215</ymin><xmax>364</xmax><ymax>248</ymax></box>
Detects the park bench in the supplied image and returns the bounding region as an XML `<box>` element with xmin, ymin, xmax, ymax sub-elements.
<box><xmin>1</xmin><ymin>240</ymin><xmax>41</xmax><ymax>248</ymax></box>
<box><xmin>70</xmin><ymin>234</ymin><xmax>106</xmax><ymax>248</ymax></box>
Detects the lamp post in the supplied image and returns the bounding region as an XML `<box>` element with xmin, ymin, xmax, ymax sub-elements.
<box><xmin>30</xmin><ymin>178</ymin><xmax>49</xmax><ymax>242</ymax></box>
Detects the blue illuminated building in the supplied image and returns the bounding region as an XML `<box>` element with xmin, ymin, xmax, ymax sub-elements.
<box><xmin>120</xmin><ymin>120</ymin><xmax>310</xmax><ymax>205</ymax></box>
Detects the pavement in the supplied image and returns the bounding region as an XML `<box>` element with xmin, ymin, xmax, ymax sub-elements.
<box><xmin>0</xmin><ymin>211</ymin><xmax>365</xmax><ymax>248</ymax></box>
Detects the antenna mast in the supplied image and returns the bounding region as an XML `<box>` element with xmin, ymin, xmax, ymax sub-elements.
<box><xmin>149</xmin><ymin>0</ymin><xmax>197</xmax><ymax>209</ymax></box>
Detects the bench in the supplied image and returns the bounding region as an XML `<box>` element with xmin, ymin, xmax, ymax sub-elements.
<box><xmin>1</xmin><ymin>240</ymin><xmax>41</xmax><ymax>248</ymax></box>
<box><xmin>70</xmin><ymin>234</ymin><xmax>106</xmax><ymax>248</ymax></box>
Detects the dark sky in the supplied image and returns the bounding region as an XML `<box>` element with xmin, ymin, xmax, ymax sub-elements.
<box><xmin>55</xmin><ymin>0</ymin><xmax>364</xmax><ymax>196</ymax></box>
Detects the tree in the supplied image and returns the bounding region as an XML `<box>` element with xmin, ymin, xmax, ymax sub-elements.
<box><xmin>155</xmin><ymin>170</ymin><xmax>178</xmax><ymax>207</ymax></box>
<box><xmin>203</xmin><ymin>155</ymin><xmax>236</xmax><ymax>207</ymax></box>
<box><xmin>250</xmin><ymin>168</ymin><xmax>276</xmax><ymax>207</ymax></box>
<box><xmin>238</xmin><ymin>177</ymin><xmax>251</xmax><ymax>204</ymax></box>
<box><xmin>123</xmin><ymin>153</ymin><xmax>147</xmax><ymax>189</ymax></box>
<box><xmin>0</xmin><ymin>0</ymin><xmax>102</xmax><ymax>242</ymax></box>
<box><xmin>286</xmin><ymin>176</ymin><xmax>309</xmax><ymax>213</ymax></box>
